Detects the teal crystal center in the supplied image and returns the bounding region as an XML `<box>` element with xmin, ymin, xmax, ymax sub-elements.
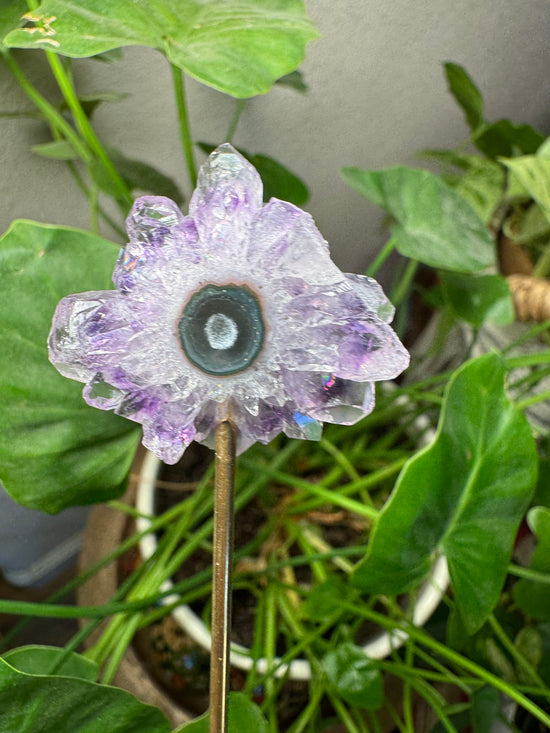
<box><xmin>178</xmin><ymin>283</ymin><xmax>265</xmax><ymax>376</ymax></box>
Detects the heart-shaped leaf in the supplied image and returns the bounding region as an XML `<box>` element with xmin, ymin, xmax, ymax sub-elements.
<box><xmin>4</xmin><ymin>0</ymin><xmax>319</xmax><ymax>98</ymax></box>
<box><xmin>3</xmin><ymin>645</ymin><xmax>98</xmax><ymax>680</ymax></box>
<box><xmin>501</xmin><ymin>155</ymin><xmax>550</xmax><ymax>225</ymax></box>
<box><xmin>444</xmin><ymin>62</ymin><xmax>485</xmax><ymax>132</ymax></box>
<box><xmin>323</xmin><ymin>643</ymin><xmax>383</xmax><ymax>710</ymax></box>
<box><xmin>0</xmin><ymin>0</ymin><xmax>26</xmax><ymax>49</ymax></box>
<box><xmin>90</xmin><ymin>147</ymin><xmax>183</xmax><ymax>202</ymax></box>
<box><xmin>198</xmin><ymin>142</ymin><xmax>308</xmax><ymax>205</ymax></box>
<box><xmin>353</xmin><ymin>353</ymin><xmax>537</xmax><ymax>634</ymax></box>
<box><xmin>341</xmin><ymin>166</ymin><xmax>495</xmax><ymax>273</ymax></box>
<box><xmin>416</xmin><ymin>150</ymin><xmax>505</xmax><ymax>223</ymax></box>
<box><xmin>0</xmin><ymin>221</ymin><xmax>140</xmax><ymax>513</ymax></box>
<box><xmin>440</xmin><ymin>272</ymin><xmax>514</xmax><ymax>327</ymax></box>
<box><xmin>180</xmin><ymin>692</ymin><xmax>268</xmax><ymax>732</ymax></box>
<box><xmin>470</xmin><ymin>685</ymin><xmax>501</xmax><ymax>733</ymax></box>
<box><xmin>513</xmin><ymin>507</ymin><xmax>550</xmax><ymax>621</ymax></box>
<box><xmin>474</xmin><ymin>120</ymin><xmax>545</xmax><ymax>159</ymax></box>
<box><xmin>31</xmin><ymin>140</ymin><xmax>78</xmax><ymax>160</ymax></box>
<box><xmin>0</xmin><ymin>657</ymin><xmax>170</xmax><ymax>733</ymax></box>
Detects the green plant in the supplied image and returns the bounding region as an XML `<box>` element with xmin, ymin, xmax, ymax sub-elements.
<box><xmin>1</xmin><ymin>4</ymin><xmax>550</xmax><ymax>730</ymax></box>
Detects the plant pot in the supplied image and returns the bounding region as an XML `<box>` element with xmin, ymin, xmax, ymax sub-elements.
<box><xmin>80</xmin><ymin>411</ymin><xmax>450</xmax><ymax>730</ymax></box>
<box><xmin>135</xmin><ymin>448</ymin><xmax>449</xmax><ymax>682</ymax></box>
<box><xmin>78</xmin><ymin>465</ymin><xmax>191</xmax><ymax>728</ymax></box>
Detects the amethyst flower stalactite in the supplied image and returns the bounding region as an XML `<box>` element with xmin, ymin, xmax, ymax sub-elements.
<box><xmin>48</xmin><ymin>144</ymin><xmax>409</xmax><ymax>464</ymax></box>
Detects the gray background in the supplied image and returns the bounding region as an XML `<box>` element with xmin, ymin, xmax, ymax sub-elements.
<box><xmin>1</xmin><ymin>0</ymin><xmax>550</xmax><ymax>277</ymax></box>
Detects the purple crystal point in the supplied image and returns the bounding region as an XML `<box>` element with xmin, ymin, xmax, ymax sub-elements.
<box><xmin>49</xmin><ymin>144</ymin><xmax>409</xmax><ymax>463</ymax></box>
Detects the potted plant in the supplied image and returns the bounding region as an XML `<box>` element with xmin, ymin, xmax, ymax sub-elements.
<box><xmin>0</xmin><ymin>3</ymin><xmax>549</xmax><ymax>732</ymax></box>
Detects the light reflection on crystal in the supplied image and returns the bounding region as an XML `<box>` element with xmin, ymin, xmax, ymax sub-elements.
<box><xmin>48</xmin><ymin>144</ymin><xmax>409</xmax><ymax>463</ymax></box>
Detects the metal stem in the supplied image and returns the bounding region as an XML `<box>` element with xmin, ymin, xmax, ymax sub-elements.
<box><xmin>209</xmin><ymin>419</ymin><xmax>236</xmax><ymax>733</ymax></box>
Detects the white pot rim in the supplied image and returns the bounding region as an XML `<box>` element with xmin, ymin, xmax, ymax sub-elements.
<box><xmin>136</xmin><ymin>449</ymin><xmax>449</xmax><ymax>681</ymax></box>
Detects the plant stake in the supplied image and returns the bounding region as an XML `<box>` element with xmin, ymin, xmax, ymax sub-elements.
<box><xmin>210</xmin><ymin>419</ymin><xmax>236</xmax><ymax>732</ymax></box>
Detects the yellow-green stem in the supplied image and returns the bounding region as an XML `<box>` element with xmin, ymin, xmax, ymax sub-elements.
<box><xmin>171</xmin><ymin>63</ymin><xmax>197</xmax><ymax>188</ymax></box>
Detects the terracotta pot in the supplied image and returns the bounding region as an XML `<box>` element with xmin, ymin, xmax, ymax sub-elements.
<box><xmin>77</xmin><ymin>456</ymin><xmax>191</xmax><ymax>728</ymax></box>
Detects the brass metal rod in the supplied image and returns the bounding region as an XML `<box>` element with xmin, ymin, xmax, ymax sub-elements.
<box><xmin>209</xmin><ymin>419</ymin><xmax>237</xmax><ymax>733</ymax></box>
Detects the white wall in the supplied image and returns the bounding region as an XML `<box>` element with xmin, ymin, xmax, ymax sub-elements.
<box><xmin>1</xmin><ymin>0</ymin><xmax>549</xmax><ymax>276</ymax></box>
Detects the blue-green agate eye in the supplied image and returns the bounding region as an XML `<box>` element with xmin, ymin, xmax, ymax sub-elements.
<box><xmin>178</xmin><ymin>284</ymin><xmax>265</xmax><ymax>376</ymax></box>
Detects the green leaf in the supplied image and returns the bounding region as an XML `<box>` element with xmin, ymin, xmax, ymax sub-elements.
<box><xmin>77</xmin><ymin>90</ymin><xmax>130</xmax><ymax>117</ymax></box>
<box><xmin>416</xmin><ymin>150</ymin><xmax>505</xmax><ymax>222</ymax></box>
<box><xmin>514</xmin><ymin>626</ymin><xmax>543</xmax><ymax>684</ymax></box>
<box><xmin>275</xmin><ymin>69</ymin><xmax>308</xmax><ymax>93</ymax></box>
<box><xmin>181</xmin><ymin>692</ymin><xmax>268</xmax><ymax>732</ymax></box>
<box><xmin>249</xmin><ymin>152</ymin><xmax>308</xmax><ymax>205</ymax></box>
<box><xmin>0</xmin><ymin>0</ymin><xmax>26</xmax><ymax>49</ymax></box>
<box><xmin>0</xmin><ymin>220</ymin><xmax>140</xmax><ymax>513</ymax></box>
<box><xmin>353</xmin><ymin>354</ymin><xmax>537</xmax><ymax>634</ymax></box>
<box><xmin>503</xmin><ymin>203</ymin><xmax>550</xmax><ymax>245</ymax></box>
<box><xmin>90</xmin><ymin>147</ymin><xmax>183</xmax><ymax>202</ymax></box>
<box><xmin>341</xmin><ymin>165</ymin><xmax>495</xmax><ymax>272</ymax></box>
<box><xmin>323</xmin><ymin>643</ymin><xmax>383</xmax><ymax>710</ymax></box>
<box><xmin>500</xmin><ymin>155</ymin><xmax>550</xmax><ymax>225</ymax></box>
<box><xmin>440</xmin><ymin>272</ymin><xmax>514</xmax><ymax>327</ymax></box>
<box><xmin>429</xmin><ymin>711</ymin><xmax>470</xmax><ymax>733</ymax></box>
<box><xmin>301</xmin><ymin>577</ymin><xmax>353</xmax><ymax>621</ymax></box>
<box><xmin>0</xmin><ymin>657</ymin><xmax>170</xmax><ymax>733</ymax></box>
<box><xmin>90</xmin><ymin>48</ymin><xmax>123</xmax><ymax>63</ymax></box>
<box><xmin>31</xmin><ymin>139</ymin><xmax>78</xmax><ymax>160</ymax></box>
<box><xmin>513</xmin><ymin>507</ymin><xmax>550</xmax><ymax>621</ymax></box>
<box><xmin>474</xmin><ymin>119</ymin><xmax>545</xmax><ymax>159</ymax></box>
<box><xmin>452</xmin><ymin>158</ymin><xmax>505</xmax><ymax>224</ymax></box>
<box><xmin>444</xmin><ymin>62</ymin><xmax>485</xmax><ymax>132</ymax></box>
<box><xmin>535</xmin><ymin>623</ymin><xmax>550</xmax><ymax>686</ymax></box>
<box><xmin>470</xmin><ymin>685</ymin><xmax>500</xmax><ymax>733</ymax></box>
<box><xmin>3</xmin><ymin>645</ymin><xmax>98</xmax><ymax>680</ymax></box>
<box><xmin>534</xmin><ymin>454</ymin><xmax>550</xmax><ymax>508</ymax></box>
<box><xmin>4</xmin><ymin>0</ymin><xmax>319</xmax><ymax>98</ymax></box>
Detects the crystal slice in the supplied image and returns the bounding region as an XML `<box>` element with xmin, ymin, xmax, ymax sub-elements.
<box><xmin>126</xmin><ymin>196</ymin><xmax>186</xmax><ymax>247</ymax></box>
<box><xmin>282</xmin><ymin>369</ymin><xmax>375</xmax><ymax>425</ymax></box>
<box><xmin>247</xmin><ymin>198</ymin><xmax>342</xmax><ymax>285</ymax></box>
<box><xmin>189</xmin><ymin>144</ymin><xmax>262</xmax><ymax>263</ymax></box>
<box><xmin>83</xmin><ymin>373</ymin><xmax>125</xmax><ymax>410</ymax></box>
<box><xmin>141</xmin><ymin>398</ymin><xmax>202</xmax><ymax>465</ymax></box>
<box><xmin>345</xmin><ymin>273</ymin><xmax>396</xmax><ymax>323</ymax></box>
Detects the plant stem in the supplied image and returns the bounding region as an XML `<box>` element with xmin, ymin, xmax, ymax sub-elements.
<box><xmin>209</xmin><ymin>420</ymin><xmax>237</xmax><ymax>733</ymax></box>
<box><xmin>366</xmin><ymin>237</ymin><xmax>397</xmax><ymax>277</ymax></box>
<box><xmin>506</xmin><ymin>352</ymin><xmax>550</xmax><ymax>369</ymax></box>
<box><xmin>0</xmin><ymin>593</ymin><xmax>176</xmax><ymax>619</ymax></box>
<box><xmin>488</xmin><ymin>614</ymin><xmax>546</xmax><ymax>688</ymax></box>
<box><xmin>247</xmin><ymin>466</ymin><xmax>380</xmax><ymax>520</ymax></box>
<box><xmin>1</xmin><ymin>51</ymin><xmax>91</xmax><ymax>162</ymax></box>
<box><xmin>516</xmin><ymin>388</ymin><xmax>550</xmax><ymax>411</ymax></box>
<box><xmin>391</xmin><ymin>259</ymin><xmax>418</xmax><ymax>308</ymax></box>
<box><xmin>503</xmin><ymin>318</ymin><xmax>550</xmax><ymax>352</ymax></box>
<box><xmin>263</xmin><ymin>578</ymin><xmax>279</xmax><ymax>731</ymax></box>
<box><xmin>66</xmin><ymin>161</ymin><xmax>125</xmax><ymax>240</ymax></box>
<box><xmin>320</xmin><ymin>437</ymin><xmax>361</xmax><ymax>484</ymax></box>
<box><xmin>171</xmin><ymin>63</ymin><xmax>197</xmax><ymax>188</ymax></box>
<box><xmin>343</xmin><ymin>601</ymin><xmax>550</xmax><ymax>728</ymax></box>
<box><xmin>101</xmin><ymin>613</ymin><xmax>142</xmax><ymax>684</ymax></box>
<box><xmin>44</xmin><ymin>52</ymin><xmax>133</xmax><ymax>207</ymax></box>
<box><xmin>225</xmin><ymin>99</ymin><xmax>246</xmax><ymax>144</ymax></box>
<box><xmin>508</xmin><ymin>563</ymin><xmax>550</xmax><ymax>584</ymax></box>
<box><xmin>533</xmin><ymin>245</ymin><xmax>550</xmax><ymax>278</ymax></box>
<box><xmin>291</xmin><ymin>456</ymin><xmax>408</xmax><ymax>517</ymax></box>
<box><xmin>403</xmin><ymin>641</ymin><xmax>415</xmax><ymax>732</ymax></box>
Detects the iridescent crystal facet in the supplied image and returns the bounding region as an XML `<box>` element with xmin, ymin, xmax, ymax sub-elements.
<box><xmin>48</xmin><ymin>144</ymin><xmax>409</xmax><ymax>463</ymax></box>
